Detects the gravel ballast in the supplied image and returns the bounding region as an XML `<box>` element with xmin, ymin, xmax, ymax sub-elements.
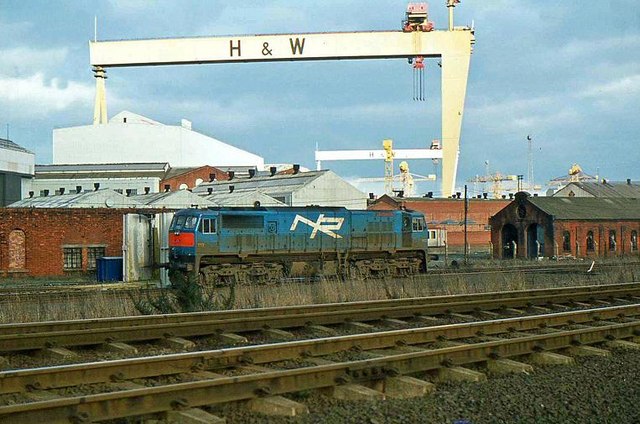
<box><xmin>217</xmin><ymin>348</ymin><xmax>640</xmax><ymax>424</ymax></box>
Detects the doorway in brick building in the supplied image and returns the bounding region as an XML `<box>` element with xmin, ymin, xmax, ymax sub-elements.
<box><xmin>502</xmin><ymin>224</ymin><xmax>518</xmax><ymax>259</ymax></box>
<box><xmin>527</xmin><ymin>223</ymin><xmax>543</xmax><ymax>259</ymax></box>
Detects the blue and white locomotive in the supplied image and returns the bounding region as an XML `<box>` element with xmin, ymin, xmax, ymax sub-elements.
<box><xmin>169</xmin><ymin>206</ymin><xmax>429</xmax><ymax>284</ymax></box>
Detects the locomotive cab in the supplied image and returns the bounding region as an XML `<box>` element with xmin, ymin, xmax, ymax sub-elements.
<box><xmin>169</xmin><ymin>209</ymin><xmax>220</xmax><ymax>273</ymax></box>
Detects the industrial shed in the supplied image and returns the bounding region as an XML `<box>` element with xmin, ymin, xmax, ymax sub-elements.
<box><xmin>204</xmin><ymin>191</ymin><xmax>285</xmax><ymax>207</ymax></box>
<box><xmin>0</xmin><ymin>138</ymin><xmax>34</xmax><ymax>206</ymax></box>
<box><xmin>193</xmin><ymin>169</ymin><xmax>367</xmax><ymax>209</ymax></box>
<box><xmin>32</xmin><ymin>162</ymin><xmax>171</xmax><ymax>197</ymax></box>
<box><xmin>490</xmin><ymin>192</ymin><xmax>640</xmax><ymax>259</ymax></box>
<box><xmin>132</xmin><ymin>190</ymin><xmax>214</xmax><ymax>209</ymax></box>
<box><xmin>369</xmin><ymin>195</ymin><xmax>509</xmax><ymax>253</ymax></box>
<box><xmin>553</xmin><ymin>180</ymin><xmax>640</xmax><ymax>198</ymax></box>
<box><xmin>53</xmin><ymin>111</ymin><xmax>265</xmax><ymax>169</ymax></box>
<box><xmin>9</xmin><ymin>188</ymin><xmax>142</xmax><ymax>209</ymax></box>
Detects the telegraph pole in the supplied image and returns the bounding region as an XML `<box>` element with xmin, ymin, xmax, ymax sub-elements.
<box><xmin>464</xmin><ymin>184</ymin><xmax>468</xmax><ymax>265</ymax></box>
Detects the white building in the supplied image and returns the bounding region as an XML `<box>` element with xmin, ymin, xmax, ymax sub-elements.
<box><xmin>0</xmin><ymin>138</ymin><xmax>35</xmax><ymax>206</ymax></box>
<box><xmin>194</xmin><ymin>169</ymin><xmax>368</xmax><ymax>209</ymax></box>
<box><xmin>32</xmin><ymin>162</ymin><xmax>170</xmax><ymax>196</ymax></box>
<box><xmin>53</xmin><ymin>111</ymin><xmax>264</xmax><ymax>169</ymax></box>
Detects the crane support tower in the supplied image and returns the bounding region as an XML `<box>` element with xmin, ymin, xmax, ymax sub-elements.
<box><xmin>88</xmin><ymin>2</ymin><xmax>474</xmax><ymax>197</ymax></box>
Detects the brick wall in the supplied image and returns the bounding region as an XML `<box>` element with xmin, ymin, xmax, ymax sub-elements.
<box><xmin>0</xmin><ymin>208</ymin><xmax>128</xmax><ymax>277</ymax></box>
<box><xmin>161</xmin><ymin>166</ymin><xmax>229</xmax><ymax>191</ymax></box>
<box><xmin>370</xmin><ymin>198</ymin><xmax>509</xmax><ymax>249</ymax></box>
<box><xmin>553</xmin><ymin>221</ymin><xmax>640</xmax><ymax>259</ymax></box>
<box><xmin>490</xmin><ymin>198</ymin><xmax>640</xmax><ymax>260</ymax></box>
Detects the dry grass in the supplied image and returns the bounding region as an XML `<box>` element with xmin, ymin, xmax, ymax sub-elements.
<box><xmin>0</xmin><ymin>291</ymin><xmax>139</xmax><ymax>323</ymax></box>
<box><xmin>2</xmin><ymin>260</ymin><xmax>639</xmax><ymax>323</ymax></box>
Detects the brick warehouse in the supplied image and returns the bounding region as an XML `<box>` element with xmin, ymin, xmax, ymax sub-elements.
<box><xmin>0</xmin><ymin>208</ymin><xmax>129</xmax><ymax>277</ymax></box>
<box><xmin>369</xmin><ymin>195</ymin><xmax>510</xmax><ymax>252</ymax></box>
<box><xmin>490</xmin><ymin>192</ymin><xmax>640</xmax><ymax>259</ymax></box>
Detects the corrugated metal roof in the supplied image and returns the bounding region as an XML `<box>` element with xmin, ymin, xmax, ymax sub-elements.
<box><xmin>131</xmin><ymin>190</ymin><xmax>214</xmax><ymax>208</ymax></box>
<box><xmin>554</xmin><ymin>181</ymin><xmax>640</xmax><ymax>198</ymax></box>
<box><xmin>8</xmin><ymin>189</ymin><xmax>142</xmax><ymax>208</ymax></box>
<box><xmin>529</xmin><ymin>197</ymin><xmax>640</xmax><ymax>220</ymax></box>
<box><xmin>205</xmin><ymin>191</ymin><xmax>285</xmax><ymax>207</ymax></box>
<box><xmin>36</xmin><ymin>163</ymin><xmax>170</xmax><ymax>173</ymax></box>
<box><xmin>193</xmin><ymin>170</ymin><xmax>325</xmax><ymax>194</ymax></box>
<box><xmin>162</xmin><ymin>167</ymin><xmax>202</xmax><ymax>179</ymax></box>
<box><xmin>0</xmin><ymin>138</ymin><xmax>33</xmax><ymax>154</ymax></box>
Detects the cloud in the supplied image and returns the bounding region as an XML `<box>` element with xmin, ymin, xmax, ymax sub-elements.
<box><xmin>0</xmin><ymin>73</ymin><xmax>94</xmax><ymax>117</ymax></box>
<box><xmin>466</xmin><ymin>94</ymin><xmax>582</xmax><ymax>135</ymax></box>
<box><xmin>194</xmin><ymin>4</ymin><xmax>311</xmax><ymax>36</ymax></box>
<box><xmin>0</xmin><ymin>19</ymin><xmax>33</xmax><ymax>46</ymax></box>
<box><xmin>0</xmin><ymin>47</ymin><xmax>69</xmax><ymax>76</ymax></box>
<box><xmin>578</xmin><ymin>73</ymin><xmax>640</xmax><ymax>99</ymax></box>
<box><xmin>559</xmin><ymin>34</ymin><xmax>640</xmax><ymax>60</ymax></box>
<box><xmin>106</xmin><ymin>0</ymin><xmax>153</xmax><ymax>14</ymax></box>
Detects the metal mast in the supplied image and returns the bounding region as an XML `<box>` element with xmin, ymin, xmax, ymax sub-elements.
<box><xmin>526</xmin><ymin>135</ymin><xmax>534</xmax><ymax>191</ymax></box>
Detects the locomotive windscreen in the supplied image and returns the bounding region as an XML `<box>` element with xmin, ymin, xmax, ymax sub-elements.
<box><xmin>170</xmin><ymin>215</ymin><xmax>198</xmax><ymax>231</ymax></box>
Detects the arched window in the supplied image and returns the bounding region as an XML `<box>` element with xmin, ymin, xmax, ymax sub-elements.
<box><xmin>631</xmin><ymin>231</ymin><xmax>638</xmax><ymax>252</ymax></box>
<box><xmin>586</xmin><ymin>231</ymin><xmax>595</xmax><ymax>252</ymax></box>
<box><xmin>562</xmin><ymin>231</ymin><xmax>571</xmax><ymax>252</ymax></box>
<box><xmin>609</xmin><ymin>230</ymin><xmax>617</xmax><ymax>251</ymax></box>
<box><xmin>8</xmin><ymin>229</ymin><xmax>26</xmax><ymax>270</ymax></box>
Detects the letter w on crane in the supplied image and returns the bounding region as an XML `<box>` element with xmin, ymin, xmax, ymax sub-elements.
<box><xmin>290</xmin><ymin>214</ymin><xmax>344</xmax><ymax>239</ymax></box>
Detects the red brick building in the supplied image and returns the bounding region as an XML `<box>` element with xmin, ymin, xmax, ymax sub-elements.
<box><xmin>0</xmin><ymin>208</ymin><xmax>129</xmax><ymax>277</ymax></box>
<box><xmin>490</xmin><ymin>193</ymin><xmax>640</xmax><ymax>259</ymax></box>
<box><xmin>160</xmin><ymin>165</ymin><xmax>230</xmax><ymax>192</ymax></box>
<box><xmin>369</xmin><ymin>195</ymin><xmax>510</xmax><ymax>252</ymax></box>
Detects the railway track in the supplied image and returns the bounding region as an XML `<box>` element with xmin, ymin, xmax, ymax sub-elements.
<box><xmin>1</xmin><ymin>282</ymin><xmax>639</xmax><ymax>354</ymax></box>
<box><xmin>1</xmin><ymin>303</ymin><xmax>639</xmax><ymax>423</ymax></box>
<box><xmin>1</xmin><ymin>260</ymin><xmax>635</xmax><ymax>303</ymax></box>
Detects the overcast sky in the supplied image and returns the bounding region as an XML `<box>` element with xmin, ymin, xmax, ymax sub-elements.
<box><xmin>1</xmin><ymin>1</ymin><xmax>639</xmax><ymax>196</ymax></box>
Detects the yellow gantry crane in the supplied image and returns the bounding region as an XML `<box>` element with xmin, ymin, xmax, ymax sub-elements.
<box><xmin>468</xmin><ymin>172</ymin><xmax>518</xmax><ymax>199</ymax></box>
<box><xmin>383</xmin><ymin>139</ymin><xmax>395</xmax><ymax>195</ymax></box>
<box><xmin>89</xmin><ymin>2</ymin><xmax>474</xmax><ymax>198</ymax></box>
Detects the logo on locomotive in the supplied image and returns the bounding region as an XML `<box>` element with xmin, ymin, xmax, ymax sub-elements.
<box><xmin>290</xmin><ymin>214</ymin><xmax>345</xmax><ymax>239</ymax></box>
